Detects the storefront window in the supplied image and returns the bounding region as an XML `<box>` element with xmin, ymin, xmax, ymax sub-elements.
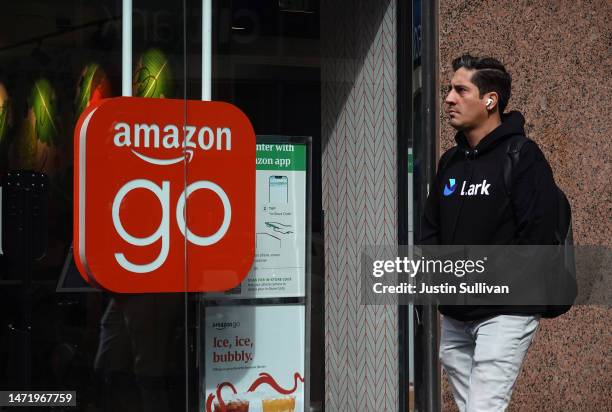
<box><xmin>1</xmin><ymin>1</ymin><xmax>322</xmax><ymax>411</ymax></box>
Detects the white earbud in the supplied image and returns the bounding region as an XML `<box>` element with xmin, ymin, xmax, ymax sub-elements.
<box><xmin>486</xmin><ymin>98</ymin><xmax>494</xmax><ymax>107</ymax></box>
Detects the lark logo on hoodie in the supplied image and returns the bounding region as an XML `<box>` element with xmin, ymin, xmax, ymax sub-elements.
<box><xmin>444</xmin><ymin>179</ymin><xmax>492</xmax><ymax>197</ymax></box>
<box><xmin>460</xmin><ymin>179</ymin><xmax>491</xmax><ymax>196</ymax></box>
<box><xmin>443</xmin><ymin>178</ymin><xmax>458</xmax><ymax>196</ymax></box>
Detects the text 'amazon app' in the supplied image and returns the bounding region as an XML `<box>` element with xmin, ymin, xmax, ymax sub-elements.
<box><xmin>74</xmin><ymin>97</ymin><xmax>256</xmax><ymax>293</ymax></box>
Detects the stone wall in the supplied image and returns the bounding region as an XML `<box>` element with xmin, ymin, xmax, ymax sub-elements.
<box><xmin>438</xmin><ymin>1</ymin><xmax>611</xmax><ymax>410</ymax></box>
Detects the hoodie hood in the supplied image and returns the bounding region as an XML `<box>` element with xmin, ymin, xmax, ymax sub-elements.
<box><xmin>454</xmin><ymin>111</ymin><xmax>526</xmax><ymax>155</ymax></box>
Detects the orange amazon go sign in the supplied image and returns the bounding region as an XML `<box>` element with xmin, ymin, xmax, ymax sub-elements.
<box><xmin>74</xmin><ymin>97</ymin><xmax>255</xmax><ymax>293</ymax></box>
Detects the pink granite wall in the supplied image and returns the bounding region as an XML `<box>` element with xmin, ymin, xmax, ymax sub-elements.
<box><xmin>438</xmin><ymin>0</ymin><xmax>611</xmax><ymax>410</ymax></box>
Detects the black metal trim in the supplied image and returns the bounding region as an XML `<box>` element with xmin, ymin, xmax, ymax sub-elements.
<box><xmin>416</xmin><ymin>0</ymin><xmax>441</xmax><ymax>410</ymax></box>
<box><xmin>396</xmin><ymin>1</ymin><xmax>412</xmax><ymax>411</ymax></box>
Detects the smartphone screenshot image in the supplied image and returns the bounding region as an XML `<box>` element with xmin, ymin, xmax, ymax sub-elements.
<box><xmin>269</xmin><ymin>175</ymin><xmax>289</xmax><ymax>203</ymax></box>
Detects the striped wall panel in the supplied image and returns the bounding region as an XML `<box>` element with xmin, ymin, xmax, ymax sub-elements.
<box><xmin>321</xmin><ymin>1</ymin><xmax>398</xmax><ymax>410</ymax></box>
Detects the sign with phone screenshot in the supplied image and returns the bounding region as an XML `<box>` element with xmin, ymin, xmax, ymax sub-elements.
<box><xmin>203</xmin><ymin>304</ymin><xmax>305</xmax><ymax>412</ymax></box>
<box><xmin>212</xmin><ymin>142</ymin><xmax>307</xmax><ymax>299</ymax></box>
<box><xmin>73</xmin><ymin>97</ymin><xmax>256</xmax><ymax>293</ymax></box>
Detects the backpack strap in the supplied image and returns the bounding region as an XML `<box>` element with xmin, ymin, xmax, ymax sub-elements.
<box><xmin>503</xmin><ymin>135</ymin><xmax>529</xmax><ymax>196</ymax></box>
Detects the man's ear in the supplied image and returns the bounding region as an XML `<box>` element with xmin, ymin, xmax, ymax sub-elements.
<box><xmin>484</xmin><ymin>92</ymin><xmax>499</xmax><ymax>110</ymax></box>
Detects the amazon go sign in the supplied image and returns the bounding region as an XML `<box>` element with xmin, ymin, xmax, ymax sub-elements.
<box><xmin>74</xmin><ymin>97</ymin><xmax>255</xmax><ymax>293</ymax></box>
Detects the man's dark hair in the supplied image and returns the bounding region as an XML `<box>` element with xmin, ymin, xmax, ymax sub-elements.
<box><xmin>452</xmin><ymin>54</ymin><xmax>512</xmax><ymax>113</ymax></box>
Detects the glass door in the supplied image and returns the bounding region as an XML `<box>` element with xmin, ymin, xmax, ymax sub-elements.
<box><xmin>0</xmin><ymin>1</ymin><xmax>191</xmax><ymax>410</ymax></box>
<box><xmin>194</xmin><ymin>2</ymin><xmax>322</xmax><ymax>412</ymax></box>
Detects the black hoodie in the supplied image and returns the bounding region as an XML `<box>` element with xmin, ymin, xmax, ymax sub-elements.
<box><xmin>420</xmin><ymin>111</ymin><xmax>559</xmax><ymax>321</ymax></box>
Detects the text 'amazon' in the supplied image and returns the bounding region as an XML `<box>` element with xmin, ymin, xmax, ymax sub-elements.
<box><xmin>113</xmin><ymin>122</ymin><xmax>232</xmax><ymax>165</ymax></box>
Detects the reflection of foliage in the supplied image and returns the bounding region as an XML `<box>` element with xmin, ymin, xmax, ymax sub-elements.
<box><xmin>15</xmin><ymin>118</ymin><xmax>38</xmax><ymax>169</ymax></box>
<box><xmin>0</xmin><ymin>102</ymin><xmax>8</xmax><ymax>144</ymax></box>
<box><xmin>76</xmin><ymin>65</ymin><xmax>97</xmax><ymax>115</ymax></box>
<box><xmin>133</xmin><ymin>48</ymin><xmax>172</xmax><ymax>98</ymax></box>
<box><xmin>75</xmin><ymin>63</ymin><xmax>111</xmax><ymax>117</ymax></box>
<box><xmin>30</xmin><ymin>78</ymin><xmax>58</xmax><ymax>146</ymax></box>
<box><xmin>0</xmin><ymin>83</ymin><xmax>10</xmax><ymax>145</ymax></box>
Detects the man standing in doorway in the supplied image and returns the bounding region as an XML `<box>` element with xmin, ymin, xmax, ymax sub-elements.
<box><xmin>420</xmin><ymin>55</ymin><xmax>559</xmax><ymax>411</ymax></box>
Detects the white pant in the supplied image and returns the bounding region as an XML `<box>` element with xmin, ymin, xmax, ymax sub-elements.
<box><xmin>440</xmin><ymin>315</ymin><xmax>540</xmax><ymax>412</ymax></box>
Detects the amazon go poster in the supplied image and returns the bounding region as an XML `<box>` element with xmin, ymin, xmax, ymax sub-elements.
<box><xmin>203</xmin><ymin>305</ymin><xmax>305</xmax><ymax>412</ymax></box>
